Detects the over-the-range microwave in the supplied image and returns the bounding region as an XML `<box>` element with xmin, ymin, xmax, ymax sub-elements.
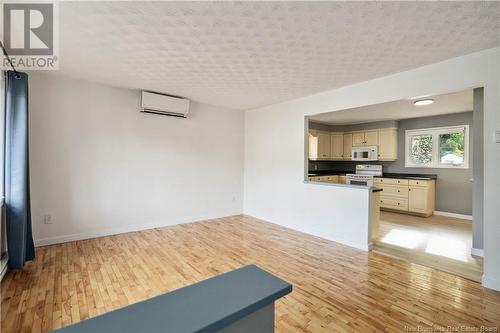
<box><xmin>352</xmin><ymin>146</ymin><xmax>378</xmax><ymax>161</ymax></box>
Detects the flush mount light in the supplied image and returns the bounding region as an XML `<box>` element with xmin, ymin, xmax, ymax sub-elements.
<box><xmin>414</xmin><ymin>99</ymin><xmax>434</xmax><ymax>106</ymax></box>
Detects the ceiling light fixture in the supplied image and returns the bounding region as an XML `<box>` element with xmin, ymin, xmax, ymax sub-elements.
<box><xmin>414</xmin><ymin>99</ymin><xmax>434</xmax><ymax>106</ymax></box>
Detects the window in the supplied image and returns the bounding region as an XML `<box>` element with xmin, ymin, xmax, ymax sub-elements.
<box><xmin>405</xmin><ymin>125</ymin><xmax>469</xmax><ymax>168</ymax></box>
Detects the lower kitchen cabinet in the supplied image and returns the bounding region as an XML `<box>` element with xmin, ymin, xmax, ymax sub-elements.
<box><xmin>374</xmin><ymin>178</ymin><xmax>435</xmax><ymax>217</ymax></box>
<box><xmin>308</xmin><ymin>175</ymin><xmax>346</xmax><ymax>184</ymax></box>
<box><xmin>408</xmin><ymin>183</ymin><xmax>435</xmax><ymax>215</ymax></box>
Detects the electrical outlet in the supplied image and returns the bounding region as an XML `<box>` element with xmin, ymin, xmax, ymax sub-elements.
<box><xmin>495</xmin><ymin>130</ymin><xmax>500</xmax><ymax>143</ymax></box>
<box><xmin>43</xmin><ymin>214</ymin><xmax>52</xmax><ymax>224</ymax></box>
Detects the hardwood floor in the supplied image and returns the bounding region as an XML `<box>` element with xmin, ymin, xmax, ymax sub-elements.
<box><xmin>2</xmin><ymin>215</ymin><xmax>499</xmax><ymax>333</ymax></box>
<box><xmin>374</xmin><ymin>211</ymin><xmax>483</xmax><ymax>282</ymax></box>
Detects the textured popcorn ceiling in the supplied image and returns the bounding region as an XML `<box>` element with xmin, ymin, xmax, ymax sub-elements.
<box><xmin>56</xmin><ymin>1</ymin><xmax>500</xmax><ymax>110</ymax></box>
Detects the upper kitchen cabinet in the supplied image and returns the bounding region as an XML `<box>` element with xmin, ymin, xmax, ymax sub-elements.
<box><xmin>364</xmin><ymin>130</ymin><xmax>379</xmax><ymax>145</ymax></box>
<box><xmin>308</xmin><ymin>130</ymin><xmax>331</xmax><ymax>160</ymax></box>
<box><xmin>352</xmin><ymin>132</ymin><xmax>365</xmax><ymax>146</ymax></box>
<box><xmin>309</xmin><ymin>127</ymin><xmax>398</xmax><ymax>161</ymax></box>
<box><xmin>352</xmin><ymin>130</ymin><xmax>379</xmax><ymax>146</ymax></box>
<box><xmin>378</xmin><ymin>128</ymin><xmax>398</xmax><ymax>160</ymax></box>
<box><xmin>330</xmin><ymin>133</ymin><xmax>344</xmax><ymax>160</ymax></box>
<box><xmin>343</xmin><ymin>133</ymin><xmax>353</xmax><ymax>160</ymax></box>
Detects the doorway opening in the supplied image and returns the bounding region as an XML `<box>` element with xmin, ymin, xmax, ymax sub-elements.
<box><xmin>305</xmin><ymin>87</ymin><xmax>484</xmax><ymax>282</ymax></box>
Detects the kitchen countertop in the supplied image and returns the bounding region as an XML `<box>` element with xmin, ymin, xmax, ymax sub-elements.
<box><xmin>374</xmin><ymin>172</ymin><xmax>437</xmax><ymax>180</ymax></box>
<box><xmin>308</xmin><ymin>171</ymin><xmax>437</xmax><ymax>180</ymax></box>
<box><xmin>308</xmin><ymin>170</ymin><xmax>353</xmax><ymax>176</ymax></box>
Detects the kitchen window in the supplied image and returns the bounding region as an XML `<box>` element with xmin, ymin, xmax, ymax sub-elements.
<box><xmin>405</xmin><ymin>125</ymin><xmax>469</xmax><ymax>168</ymax></box>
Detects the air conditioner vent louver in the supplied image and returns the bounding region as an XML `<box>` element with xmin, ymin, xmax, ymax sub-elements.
<box><xmin>140</xmin><ymin>91</ymin><xmax>190</xmax><ymax>118</ymax></box>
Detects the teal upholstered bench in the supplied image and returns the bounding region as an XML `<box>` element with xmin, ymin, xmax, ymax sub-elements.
<box><xmin>52</xmin><ymin>264</ymin><xmax>292</xmax><ymax>333</ymax></box>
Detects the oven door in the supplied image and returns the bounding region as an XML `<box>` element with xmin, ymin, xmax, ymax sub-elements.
<box><xmin>349</xmin><ymin>179</ymin><xmax>369</xmax><ymax>186</ymax></box>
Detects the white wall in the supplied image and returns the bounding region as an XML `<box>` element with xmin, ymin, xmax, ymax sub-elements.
<box><xmin>29</xmin><ymin>73</ymin><xmax>244</xmax><ymax>246</ymax></box>
<box><xmin>244</xmin><ymin>102</ymin><xmax>373</xmax><ymax>250</ymax></box>
<box><xmin>244</xmin><ymin>47</ymin><xmax>500</xmax><ymax>290</ymax></box>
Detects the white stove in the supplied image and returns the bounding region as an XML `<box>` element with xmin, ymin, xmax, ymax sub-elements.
<box><xmin>346</xmin><ymin>165</ymin><xmax>382</xmax><ymax>187</ymax></box>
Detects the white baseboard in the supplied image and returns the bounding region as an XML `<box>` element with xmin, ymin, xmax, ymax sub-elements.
<box><xmin>35</xmin><ymin>214</ymin><xmax>240</xmax><ymax>247</ymax></box>
<box><xmin>471</xmin><ymin>247</ymin><xmax>484</xmax><ymax>258</ymax></box>
<box><xmin>35</xmin><ymin>224</ymin><xmax>156</xmax><ymax>247</ymax></box>
<box><xmin>482</xmin><ymin>275</ymin><xmax>500</xmax><ymax>291</ymax></box>
<box><xmin>434</xmin><ymin>211</ymin><xmax>472</xmax><ymax>220</ymax></box>
<box><xmin>244</xmin><ymin>213</ymin><xmax>371</xmax><ymax>252</ymax></box>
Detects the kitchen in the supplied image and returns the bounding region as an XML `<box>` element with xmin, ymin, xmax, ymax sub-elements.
<box><xmin>305</xmin><ymin>88</ymin><xmax>483</xmax><ymax>282</ymax></box>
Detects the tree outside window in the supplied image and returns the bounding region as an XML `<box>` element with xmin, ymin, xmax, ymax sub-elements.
<box><xmin>409</xmin><ymin>134</ymin><xmax>433</xmax><ymax>165</ymax></box>
<box><xmin>405</xmin><ymin>125</ymin><xmax>469</xmax><ymax>168</ymax></box>
<box><xmin>439</xmin><ymin>132</ymin><xmax>465</xmax><ymax>165</ymax></box>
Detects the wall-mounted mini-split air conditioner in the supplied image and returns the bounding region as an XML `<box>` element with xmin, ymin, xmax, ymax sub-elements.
<box><xmin>140</xmin><ymin>91</ymin><xmax>190</xmax><ymax>118</ymax></box>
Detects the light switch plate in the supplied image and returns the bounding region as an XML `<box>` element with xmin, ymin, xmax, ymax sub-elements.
<box><xmin>496</xmin><ymin>130</ymin><xmax>500</xmax><ymax>143</ymax></box>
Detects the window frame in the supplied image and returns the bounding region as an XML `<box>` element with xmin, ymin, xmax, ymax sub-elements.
<box><xmin>405</xmin><ymin>125</ymin><xmax>469</xmax><ymax>169</ymax></box>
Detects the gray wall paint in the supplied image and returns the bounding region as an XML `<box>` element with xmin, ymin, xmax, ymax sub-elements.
<box><xmin>344</xmin><ymin>120</ymin><xmax>399</xmax><ymax>132</ymax></box>
<box><xmin>472</xmin><ymin>88</ymin><xmax>484</xmax><ymax>250</ymax></box>
<box><xmin>385</xmin><ymin>112</ymin><xmax>473</xmax><ymax>216</ymax></box>
<box><xmin>309</xmin><ymin>121</ymin><xmax>344</xmax><ymax>132</ymax></box>
<box><xmin>310</xmin><ymin>111</ymin><xmax>475</xmax><ymax>215</ymax></box>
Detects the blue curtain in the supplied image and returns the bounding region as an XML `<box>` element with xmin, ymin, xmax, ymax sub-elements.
<box><xmin>4</xmin><ymin>70</ymin><xmax>35</xmax><ymax>269</ymax></box>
